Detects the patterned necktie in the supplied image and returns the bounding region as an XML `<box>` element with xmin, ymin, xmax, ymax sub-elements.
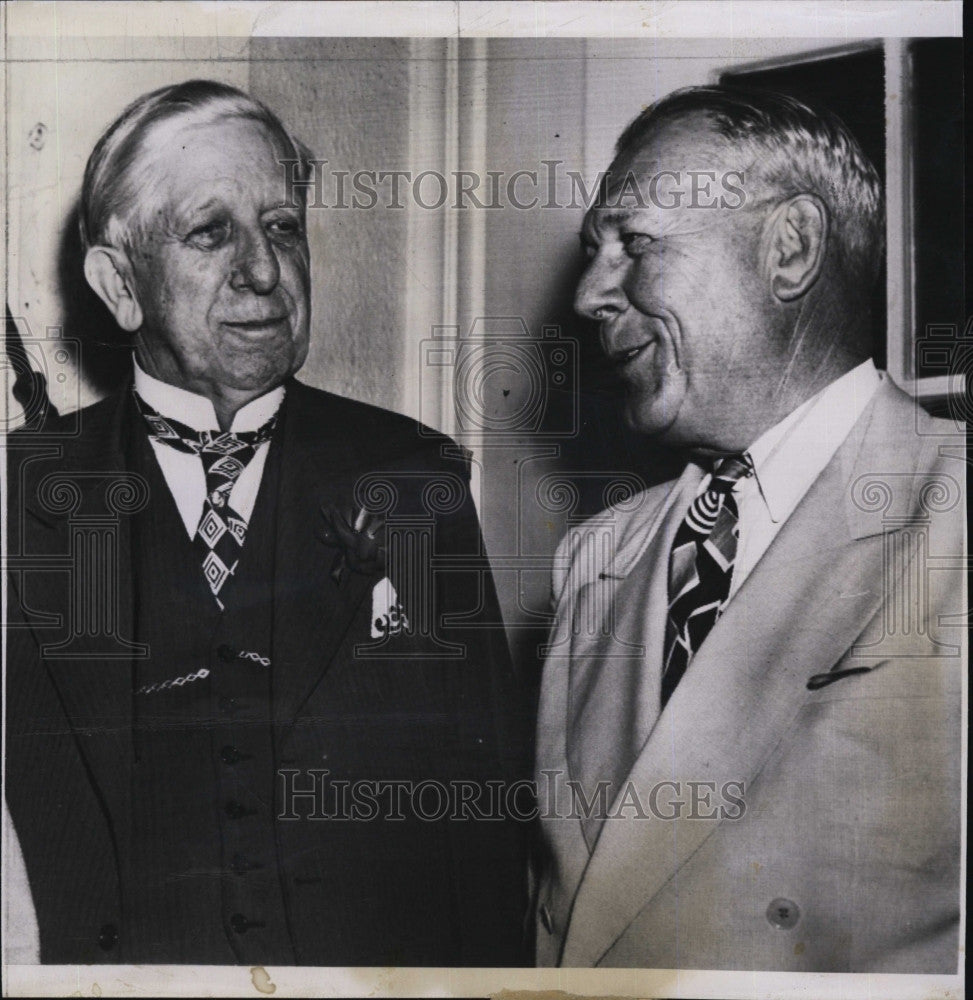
<box><xmin>133</xmin><ymin>392</ymin><xmax>278</xmax><ymax>610</ymax></box>
<box><xmin>662</xmin><ymin>454</ymin><xmax>754</xmax><ymax>707</ymax></box>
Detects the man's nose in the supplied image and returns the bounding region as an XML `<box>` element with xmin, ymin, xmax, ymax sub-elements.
<box><xmin>229</xmin><ymin>229</ymin><xmax>280</xmax><ymax>294</ymax></box>
<box><xmin>574</xmin><ymin>254</ymin><xmax>628</xmax><ymax>321</ymax></box>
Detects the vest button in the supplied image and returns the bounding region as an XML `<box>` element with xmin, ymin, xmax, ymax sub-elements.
<box><xmin>97</xmin><ymin>922</ymin><xmax>118</xmax><ymax>951</ymax></box>
<box><xmin>231</xmin><ymin>853</ymin><xmax>263</xmax><ymax>875</ymax></box>
<box><xmin>217</xmin><ymin>644</ymin><xmax>237</xmax><ymax>662</ymax></box>
<box><xmin>766</xmin><ymin>897</ymin><xmax>800</xmax><ymax>930</ymax></box>
<box><xmin>221</xmin><ymin>745</ymin><xmax>243</xmax><ymax>764</ymax></box>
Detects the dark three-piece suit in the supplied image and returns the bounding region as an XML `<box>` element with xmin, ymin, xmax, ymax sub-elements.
<box><xmin>5</xmin><ymin>378</ymin><xmax>531</xmax><ymax>965</ymax></box>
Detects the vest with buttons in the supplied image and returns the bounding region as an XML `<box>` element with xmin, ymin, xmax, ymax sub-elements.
<box><xmin>126</xmin><ymin>420</ymin><xmax>296</xmax><ymax>964</ymax></box>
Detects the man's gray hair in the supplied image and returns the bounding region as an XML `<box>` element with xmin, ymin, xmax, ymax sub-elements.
<box><xmin>80</xmin><ymin>79</ymin><xmax>313</xmax><ymax>252</ymax></box>
<box><xmin>615</xmin><ymin>85</ymin><xmax>885</xmax><ymax>293</ymax></box>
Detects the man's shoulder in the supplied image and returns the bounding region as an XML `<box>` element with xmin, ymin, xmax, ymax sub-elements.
<box><xmin>289</xmin><ymin>380</ymin><xmax>445</xmax><ymax>438</ymax></box>
<box><xmin>5</xmin><ymin>393</ymin><xmax>126</xmax><ymax>490</ymax></box>
<box><xmin>5</xmin><ymin>393</ymin><xmax>128</xmax><ymax>543</ymax></box>
<box><xmin>862</xmin><ymin>377</ymin><xmax>965</xmax><ymax>485</ymax></box>
<box><xmin>7</xmin><ymin>392</ymin><xmax>119</xmax><ymax>445</ymax></box>
<box><xmin>287</xmin><ymin>380</ymin><xmax>470</xmax><ymax>473</ymax></box>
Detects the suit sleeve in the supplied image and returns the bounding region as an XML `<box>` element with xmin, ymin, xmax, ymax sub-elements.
<box><xmin>422</xmin><ymin>446</ymin><xmax>532</xmax><ymax>964</ymax></box>
<box><xmin>4</xmin><ymin>550</ymin><xmax>123</xmax><ymax>963</ymax></box>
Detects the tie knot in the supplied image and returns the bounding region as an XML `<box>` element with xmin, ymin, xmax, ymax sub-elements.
<box><xmin>133</xmin><ymin>390</ymin><xmax>277</xmax><ymax>461</ymax></box>
<box><xmin>709</xmin><ymin>454</ymin><xmax>753</xmax><ymax>494</ymax></box>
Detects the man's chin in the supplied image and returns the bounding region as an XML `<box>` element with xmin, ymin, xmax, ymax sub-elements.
<box><xmin>218</xmin><ymin>358</ymin><xmax>302</xmax><ymax>396</ymax></box>
<box><xmin>624</xmin><ymin>397</ymin><xmax>680</xmax><ymax>443</ymax></box>
<box><xmin>222</xmin><ymin>339</ymin><xmax>308</xmax><ymax>391</ymax></box>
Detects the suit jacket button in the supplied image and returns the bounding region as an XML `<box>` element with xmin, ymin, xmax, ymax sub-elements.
<box><xmin>539</xmin><ymin>903</ymin><xmax>554</xmax><ymax>934</ymax></box>
<box><xmin>230</xmin><ymin>913</ymin><xmax>266</xmax><ymax>934</ymax></box>
<box><xmin>217</xmin><ymin>644</ymin><xmax>237</xmax><ymax>662</ymax></box>
<box><xmin>225</xmin><ymin>800</ymin><xmax>255</xmax><ymax>819</ymax></box>
<box><xmin>766</xmin><ymin>897</ymin><xmax>800</xmax><ymax>929</ymax></box>
<box><xmin>221</xmin><ymin>745</ymin><xmax>243</xmax><ymax>764</ymax></box>
<box><xmin>97</xmin><ymin>922</ymin><xmax>118</xmax><ymax>951</ymax></box>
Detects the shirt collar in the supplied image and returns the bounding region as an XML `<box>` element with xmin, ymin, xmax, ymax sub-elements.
<box><xmin>133</xmin><ymin>356</ymin><xmax>286</xmax><ymax>434</ymax></box>
<box><xmin>742</xmin><ymin>360</ymin><xmax>882</xmax><ymax>524</ymax></box>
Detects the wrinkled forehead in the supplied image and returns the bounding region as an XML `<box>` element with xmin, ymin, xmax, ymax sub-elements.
<box><xmin>131</xmin><ymin>114</ymin><xmax>298</xmax><ymax>224</ymax></box>
<box><xmin>610</xmin><ymin>113</ymin><xmax>742</xmax><ymax>184</ymax></box>
<box><xmin>140</xmin><ymin>113</ymin><xmax>289</xmax><ymax>185</ymax></box>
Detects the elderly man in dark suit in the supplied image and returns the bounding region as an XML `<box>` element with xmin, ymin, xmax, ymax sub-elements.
<box><xmin>533</xmin><ymin>86</ymin><xmax>964</xmax><ymax>972</ymax></box>
<box><xmin>5</xmin><ymin>79</ymin><xmax>528</xmax><ymax>966</ymax></box>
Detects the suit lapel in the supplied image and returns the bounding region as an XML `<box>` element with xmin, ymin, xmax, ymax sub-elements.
<box><xmin>561</xmin><ymin>379</ymin><xmax>927</xmax><ymax>966</ymax></box>
<box><xmin>270</xmin><ymin>381</ymin><xmax>375</xmax><ymax>725</ymax></box>
<box><xmin>534</xmin><ymin>471</ymin><xmax>694</xmax><ymax>930</ymax></box>
<box><xmin>565</xmin><ymin>466</ymin><xmax>699</xmax><ymax>849</ymax></box>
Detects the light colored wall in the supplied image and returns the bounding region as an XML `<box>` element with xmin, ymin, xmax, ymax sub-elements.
<box><xmin>476</xmin><ymin>38</ymin><xmax>589</xmax><ymax>665</ymax></box>
<box><xmin>249</xmin><ymin>37</ymin><xmax>413</xmax><ymax>413</ymax></box>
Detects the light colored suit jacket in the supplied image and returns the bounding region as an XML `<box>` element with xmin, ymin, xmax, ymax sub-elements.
<box><xmin>534</xmin><ymin>377</ymin><xmax>965</xmax><ymax>972</ymax></box>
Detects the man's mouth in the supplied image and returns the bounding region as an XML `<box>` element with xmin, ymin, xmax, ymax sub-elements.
<box><xmin>606</xmin><ymin>341</ymin><xmax>655</xmax><ymax>369</ymax></box>
<box><xmin>222</xmin><ymin>316</ymin><xmax>289</xmax><ymax>332</ymax></box>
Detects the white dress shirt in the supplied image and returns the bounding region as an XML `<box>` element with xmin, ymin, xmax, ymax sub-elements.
<box><xmin>693</xmin><ymin>360</ymin><xmax>882</xmax><ymax>598</ymax></box>
<box><xmin>133</xmin><ymin>359</ymin><xmax>285</xmax><ymax>538</ymax></box>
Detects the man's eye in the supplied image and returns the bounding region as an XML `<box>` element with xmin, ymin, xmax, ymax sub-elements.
<box><xmin>266</xmin><ymin>217</ymin><xmax>304</xmax><ymax>244</ymax></box>
<box><xmin>579</xmin><ymin>235</ymin><xmax>598</xmax><ymax>260</ymax></box>
<box><xmin>620</xmin><ymin>232</ymin><xmax>654</xmax><ymax>257</ymax></box>
<box><xmin>186</xmin><ymin>221</ymin><xmax>229</xmax><ymax>249</ymax></box>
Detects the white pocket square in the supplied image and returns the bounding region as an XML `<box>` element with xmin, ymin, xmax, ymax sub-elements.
<box><xmin>370</xmin><ymin>576</ymin><xmax>410</xmax><ymax>638</ymax></box>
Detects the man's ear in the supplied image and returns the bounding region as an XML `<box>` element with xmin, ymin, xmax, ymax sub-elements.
<box><xmin>765</xmin><ymin>194</ymin><xmax>828</xmax><ymax>302</ymax></box>
<box><xmin>83</xmin><ymin>246</ymin><xmax>143</xmax><ymax>332</ymax></box>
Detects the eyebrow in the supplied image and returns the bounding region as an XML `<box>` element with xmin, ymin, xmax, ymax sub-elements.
<box><xmin>175</xmin><ymin>195</ymin><xmax>302</xmax><ymax>223</ymax></box>
<box><xmin>579</xmin><ymin>209</ymin><xmax>637</xmax><ymax>245</ymax></box>
<box><xmin>165</xmin><ymin>196</ymin><xmax>224</xmax><ymax>233</ymax></box>
<box><xmin>180</xmin><ymin>196</ymin><xmax>221</xmax><ymax>218</ymax></box>
<box><xmin>597</xmin><ymin>210</ymin><xmax>636</xmax><ymax>228</ymax></box>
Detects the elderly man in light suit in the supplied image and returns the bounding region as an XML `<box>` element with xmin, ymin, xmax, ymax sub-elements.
<box><xmin>533</xmin><ymin>86</ymin><xmax>964</xmax><ymax>972</ymax></box>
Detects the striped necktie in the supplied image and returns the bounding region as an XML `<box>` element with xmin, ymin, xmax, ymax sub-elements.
<box><xmin>133</xmin><ymin>391</ymin><xmax>278</xmax><ymax>610</ymax></box>
<box><xmin>662</xmin><ymin>454</ymin><xmax>754</xmax><ymax>706</ymax></box>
